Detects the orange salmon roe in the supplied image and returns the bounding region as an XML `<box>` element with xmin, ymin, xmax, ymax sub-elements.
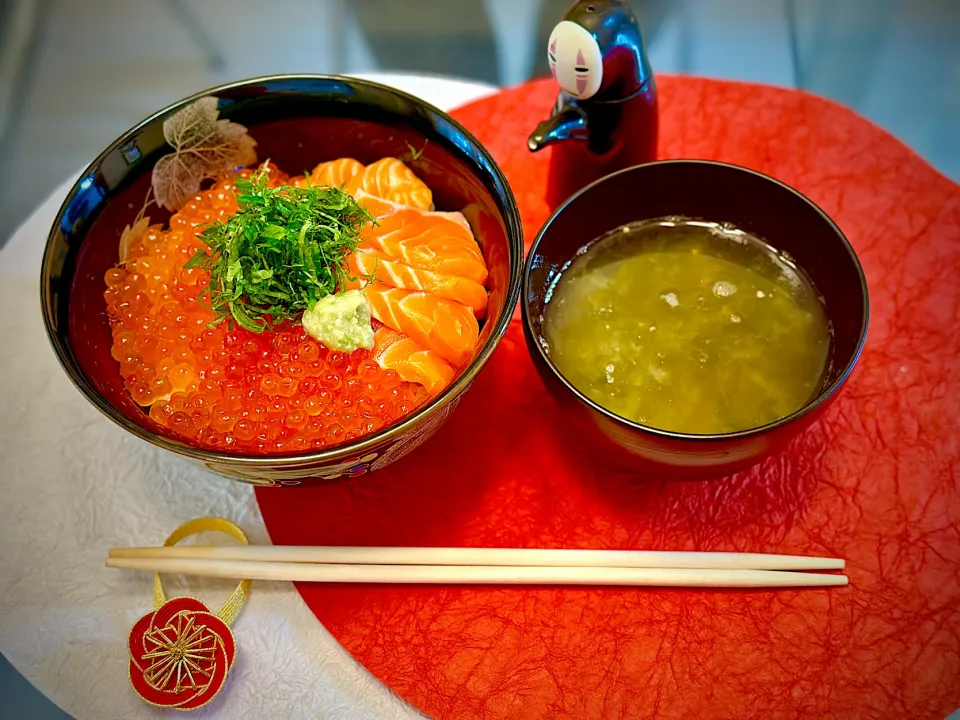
<box><xmin>104</xmin><ymin>167</ymin><xmax>426</xmax><ymax>454</ymax></box>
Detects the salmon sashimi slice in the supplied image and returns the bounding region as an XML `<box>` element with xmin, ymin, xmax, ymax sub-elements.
<box><xmin>355</xmin><ymin>191</ymin><xmax>398</xmax><ymax>218</ymax></box>
<box><xmin>347</xmin><ymin>248</ymin><xmax>488</xmax><ymax>317</ymax></box>
<box><xmin>372</xmin><ymin>213</ymin><xmax>480</xmax><ymax>256</ymax></box>
<box><xmin>361</xmin><ymin>230</ymin><xmax>488</xmax><ymax>286</ymax></box>
<box><xmin>309</xmin><ymin>158</ymin><xmax>364</xmax><ymax>189</ymax></box>
<box><xmin>373</xmin><ymin>326</ymin><xmax>455</xmax><ymax>397</ymax></box>
<box><xmin>358</xmin><ymin>197</ymin><xmax>488</xmax><ymax>284</ymax></box>
<box><xmin>345</xmin><ymin>158</ymin><xmax>433</xmax><ymax>210</ymax></box>
<box><xmin>364</xmin><ymin>283</ymin><xmax>479</xmax><ymax>368</ymax></box>
<box><xmin>354</xmin><ymin>190</ymin><xmax>471</xmax><ymax>232</ymax></box>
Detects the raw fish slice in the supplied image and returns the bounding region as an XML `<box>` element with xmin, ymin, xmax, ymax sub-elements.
<box><xmin>309</xmin><ymin>158</ymin><xmax>364</xmax><ymax>189</ymax></box>
<box><xmin>347</xmin><ymin>248</ymin><xmax>488</xmax><ymax>317</ymax></box>
<box><xmin>373</xmin><ymin>326</ymin><xmax>455</xmax><ymax>397</ymax></box>
<box><xmin>364</xmin><ymin>283</ymin><xmax>479</xmax><ymax>368</ymax></box>
<box><xmin>354</xmin><ymin>190</ymin><xmax>471</xmax><ymax>231</ymax></box>
<box><xmin>360</xmin><ymin>232</ymin><xmax>488</xmax><ymax>285</ymax></box>
<box><xmin>373</xmin><ymin>214</ymin><xmax>480</xmax><ymax>258</ymax></box>
<box><xmin>357</xmin><ymin>197</ymin><xmax>487</xmax><ymax>284</ymax></box>
<box><xmin>346</xmin><ymin>158</ymin><xmax>432</xmax><ymax>210</ymax></box>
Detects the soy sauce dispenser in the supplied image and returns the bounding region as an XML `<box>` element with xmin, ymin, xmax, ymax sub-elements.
<box><xmin>528</xmin><ymin>0</ymin><xmax>658</xmax><ymax>209</ymax></box>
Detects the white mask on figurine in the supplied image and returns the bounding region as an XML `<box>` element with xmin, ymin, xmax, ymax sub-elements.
<box><xmin>548</xmin><ymin>20</ymin><xmax>604</xmax><ymax>100</ymax></box>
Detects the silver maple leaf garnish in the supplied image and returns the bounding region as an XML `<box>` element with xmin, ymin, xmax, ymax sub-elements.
<box><xmin>151</xmin><ymin>96</ymin><xmax>257</xmax><ymax>211</ymax></box>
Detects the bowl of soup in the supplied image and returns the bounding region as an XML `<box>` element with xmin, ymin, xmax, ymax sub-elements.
<box><xmin>523</xmin><ymin>160</ymin><xmax>868</xmax><ymax>478</ymax></box>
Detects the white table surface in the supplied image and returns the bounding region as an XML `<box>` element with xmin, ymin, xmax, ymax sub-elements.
<box><xmin>0</xmin><ymin>72</ymin><xmax>498</xmax><ymax>720</ymax></box>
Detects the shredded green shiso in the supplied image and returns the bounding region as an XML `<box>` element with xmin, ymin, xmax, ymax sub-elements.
<box><xmin>184</xmin><ymin>167</ymin><xmax>375</xmax><ymax>333</ymax></box>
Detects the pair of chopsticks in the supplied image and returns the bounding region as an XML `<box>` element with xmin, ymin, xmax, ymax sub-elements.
<box><xmin>106</xmin><ymin>545</ymin><xmax>847</xmax><ymax>588</ymax></box>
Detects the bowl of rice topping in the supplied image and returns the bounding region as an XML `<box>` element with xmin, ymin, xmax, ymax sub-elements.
<box><xmin>40</xmin><ymin>75</ymin><xmax>523</xmax><ymax>486</ymax></box>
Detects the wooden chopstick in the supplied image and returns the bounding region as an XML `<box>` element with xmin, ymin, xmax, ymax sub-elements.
<box><xmin>105</xmin><ymin>557</ymin><xmax>847</xmax><ymax>587</ymax></box>
<box><xmin>108</xmin><ymin>545</ymin><xmax>845</xmax><ymax>571</ymax></box>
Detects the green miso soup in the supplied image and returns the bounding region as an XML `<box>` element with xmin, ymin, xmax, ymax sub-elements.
<box><xmin>541</xmin><ymin>217</ymin><xmax>832</xmax><ymax>434</ymax></box>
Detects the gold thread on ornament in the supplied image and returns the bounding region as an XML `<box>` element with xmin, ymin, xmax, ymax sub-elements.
<box><xmin>151</xmin><ymin>516</ymin><xmax>252</xmax><ymax>622</ymax></box>
<box><xmin>142</xmin><ymin>612</ymin><xmax>217</xmax><ymax>692</ymax></box>
<box><xmin>128</xmin><ymin>516</ymin><xmax>251</xmax><ymax>711</ymax></box>
<box><xmin>127</xmin><ymin>635</ymin><xmax>231</xmax><ymax>711</ymax></box>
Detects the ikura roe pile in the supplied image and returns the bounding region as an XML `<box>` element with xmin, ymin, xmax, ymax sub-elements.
<box><xmin>104</xmin><ymin>172</ymin><xmax>426</xmax><ymax>454</ymax></box>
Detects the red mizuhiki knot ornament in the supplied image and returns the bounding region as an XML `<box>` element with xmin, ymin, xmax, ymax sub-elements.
<box><xmin>127</xmin><ymin>517</ymin><xmax>251</xmax><ymax>711</ymax></box>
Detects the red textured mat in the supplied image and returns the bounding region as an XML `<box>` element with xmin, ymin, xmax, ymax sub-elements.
<box><xmin>257</xmin><ymin>77</ymin><xmax>960</xmax><ymax>719</ymax></box>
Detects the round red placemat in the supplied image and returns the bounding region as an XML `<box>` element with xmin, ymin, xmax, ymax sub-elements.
<box><xmin>257</xmin><ymin>76</ymin><xmax>960</xmax><ymax>720</ymax></box>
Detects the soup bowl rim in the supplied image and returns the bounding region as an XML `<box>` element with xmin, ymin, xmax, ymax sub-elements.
<box><xmin>40</xmin><ymin>72</ymin><xmax>524</xmax><ymax>467</ymax></box>
<box><xmin>522</xmin><ymin>158</ymin><xmax>870</xmax><ymax>442</ymax></box>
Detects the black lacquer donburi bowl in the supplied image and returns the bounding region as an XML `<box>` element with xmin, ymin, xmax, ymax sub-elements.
<box><xmin>41</xmin><ymin>75</ymin><xmax>523</xmax><ymax>486</ymax></box>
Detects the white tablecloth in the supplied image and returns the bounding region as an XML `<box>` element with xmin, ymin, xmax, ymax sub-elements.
<box><xmin>0</xmin><ymin>72</ymin><xmax>497</xmax><ymax>720</ymax></box>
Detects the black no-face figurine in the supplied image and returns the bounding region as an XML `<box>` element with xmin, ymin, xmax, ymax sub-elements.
<box><xmin>529</xmin><ymin>0</ymin><xmax>658</xmax><ymax>209</ymax></box>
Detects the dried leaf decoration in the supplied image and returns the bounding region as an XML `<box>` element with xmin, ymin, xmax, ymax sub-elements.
<box><xmin>119</xmin><ymin>187</ymin><xmax>156</xmax><ymax>264</ymax></box>
<box><xmin>118</xmin><ymin>216</ymin><xmax>151</xmax><ymax>265</ymax></box>
<box><xmin>164</xmin><ymin>96</ymin><xmax>219</xmax><ymax>148</ymax></box>
<box><xmin>151</xmin><ymin>96</ymin><xmax>257</xmax><ymax>211</ymax></box>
